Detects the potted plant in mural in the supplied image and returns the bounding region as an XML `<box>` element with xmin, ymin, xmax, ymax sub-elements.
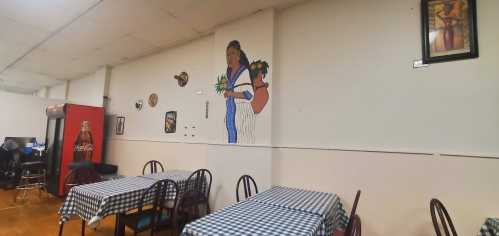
<box><xmin>215</xmin><ymin>40</ymin><xmax>270</xmax><ymax>144</ymax></box>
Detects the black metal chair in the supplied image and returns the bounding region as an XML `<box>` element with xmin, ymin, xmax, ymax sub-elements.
<box><xmin>344</xmin><ymin>190</ymin><xmax>361</xmax><ymax>236</ymax></box>
<box><xmin>142</xmin><ymin>160</ymin><xmax>165</xmax><ymax>175</ymax></box>
<box><xmin>236</xmin><ymin>174</ymin><xmax>258</xmax><ymax>202</ymax></box>
<box><xmin>179</xmin><ymin>169</ymin><xmax>212</xmax><ymax>222</ymax></box>
<box><xmin>430</xmin><ymin>198</ymin><xmax>458</xmax><ymax>236</ymax></box>
<box><xmin>119</xmin><ymin>179</ymin><xmax>179</xmax><ymax>236</ymax></box>
<box><xmin>59</xmin><ymin>167</ymin><xmax>103</xmax><ymax>236</ymax></box>
<box><xmin>349</xmin><ymin>214</ymin><xmax>361</xmax><ymax>236</ymax></box>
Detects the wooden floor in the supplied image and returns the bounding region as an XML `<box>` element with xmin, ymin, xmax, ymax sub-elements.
<box><xmin>0</xmin><ymin>189</ymin><xmax>175</xmax><ymax>235</ymax></box>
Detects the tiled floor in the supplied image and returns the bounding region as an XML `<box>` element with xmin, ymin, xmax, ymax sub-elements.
<box><xmin>0</xmin><ymin>189</ymin><xmax>173</xmax><ymax>235</ymax></box>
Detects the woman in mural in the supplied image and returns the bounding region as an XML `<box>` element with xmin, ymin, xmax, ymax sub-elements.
<box><xmin>223</xmin><ymin>40</ymin><xmax>255</xmax><ymax>144</ymax></box>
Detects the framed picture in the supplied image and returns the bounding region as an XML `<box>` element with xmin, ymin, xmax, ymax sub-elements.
<box><xmin>165</xmin><ymin>111</ymin><xmax>177</xmax><ymax>134</ymax></box>
<box><xmin>421</xmin><ymin>0</ymin><xmax>478</xmax><ymax>64</ymax></box>
<box><xmin>116</xmin><ymin>116</ymin><xmax>125</xmax><ymax>135</ymax></box>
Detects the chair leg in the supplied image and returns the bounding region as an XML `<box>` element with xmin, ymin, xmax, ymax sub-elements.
<box><xmin>58</xmin><ymin>223</ymin><xmax>64</xmax><ymax>236</ymax></box>
<box><xmin>206</xmin><ymin>202</ymin><xmax>211</xmax><ymax>214</ymax></box>
<box><xmin>81</xmin><ymin>220</ymin><xmax>85</xmax><ymax>236</ymax></box>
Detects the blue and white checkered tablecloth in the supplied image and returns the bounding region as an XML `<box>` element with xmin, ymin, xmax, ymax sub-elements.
<box><xmin>58</xmin><ymin>176</ymin><xmax>156</xmax><ymax>224</ymax></box>
<box><xmin>59</xmin><ymin>170</ymin><xmax>194</xmax><ymax>225</ymax></box>
<box><xmin>182</xmin><ymin>186</ymin><xmax>348</xmax><ymax>236</ymax></box>
<box><xmin>247</xmin><ymin>186</ymin><xmax>349</xmax><ymax>235</ymax></box>
<box><xmin>182</xmin><ymin>200</ymin><xmax>323</xmax><ymax>236</ymax></box>
<box><xmin>142</xmin><ymin>170</ymin><xmax>192</xmax><ymax>186</ymax></box>
<box><xmin>479</xmin><ymin>218</ymin><xmax>499</xmax><ymax>236</ymax></box>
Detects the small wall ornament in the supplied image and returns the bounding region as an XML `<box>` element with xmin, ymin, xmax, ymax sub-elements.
<box><xmin>174</xmin><ymin>72</ymin><xmax>189</xmax><ymax>87</ymax></box>
<box><xmin>135</xmin><ymin>100</ymin><xmax>143</xmax><ymax>111</ymax></box>
<box><xmin>148</xmin><ymin>93</ymin><xmax>158</xmax><ymax>107</ymax></box>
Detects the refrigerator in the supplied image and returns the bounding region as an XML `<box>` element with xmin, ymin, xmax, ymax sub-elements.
<box><xmin>45</xmin><ymin>104</ymin><xmax>104</xmax><ymax>196</ymax></box>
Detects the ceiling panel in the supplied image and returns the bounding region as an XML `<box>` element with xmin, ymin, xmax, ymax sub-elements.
<box><xmin>0</xmin><ymin>68</ymin><xmax>61</xmax><ymax>94</ymax></box>
<box><xmin>13</xmin><ymin>49</ymin><xmax>71</xmax><ymax>78</ymax></box>
<box><xmin>84</xmin><ymin>0</ymin><xmax>175</xmax><ymax>35</ymax></box>
<box><xmin>131</xmin><ymin>15</ymin><xmax>198</xmax><ymax>48</ymax></box>
<box><xmin>37</xmin><ymin>18</ymin><xmax>129</xmax><ymax>61</ymax></box>
<box><xmin>0</xmin><ymin>41</ymin><xmax>32</xmax><ymax>70</ymax></box>
<box><xmin>151</xmin><ymin>0</ymin><xmax>306</xmax><ymax>33</ymax></box>
<box><xmin>0</xmin><ymin>0</ymin><xmax>99</xmax><ymax>32</ymax></box>
<box><xmin>0</xmin><ymin>14</ymin><xmax>50</xmax><ymax>47</ymax></box>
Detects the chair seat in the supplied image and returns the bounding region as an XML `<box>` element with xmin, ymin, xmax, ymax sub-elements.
<box><xmin>122</xmin><ymin>209</ymin><xmax>171</xmax><ymax>231</ymax></box>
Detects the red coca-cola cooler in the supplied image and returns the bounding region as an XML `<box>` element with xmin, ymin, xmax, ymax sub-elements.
<box><xmin>45</xmin><ymin>104</ymin><xmax>104</xmax><ymax>196</ymax></box>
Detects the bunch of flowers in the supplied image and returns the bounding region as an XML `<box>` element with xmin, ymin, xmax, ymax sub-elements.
<box><xmin>215</xmin><ymin>74</ymin><xmax>228</xmax><ymax>94</ymax></box>
<box><xmin>249</xmin><ymin>60</ymin><xmax>269</xmax><ymax>81</ymax></box>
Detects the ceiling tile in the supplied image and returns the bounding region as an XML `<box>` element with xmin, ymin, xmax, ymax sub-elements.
<box><xmin>169</xmin><ymin>0</ymin><xmax>257</xmax><ymax>33</ymax></box>
<box><xmin>38</xmin><ymin>18</ymin><xmax>128</xmax><ymax>59</ymax></box>
<box><xmin>85</xmin><ymin>0</ymin><xmax>174</xmax><ymax>34</ymax></box>
<box><xmin>131</xmin><ymin>16</ymin><xmax>198</xmax><ymax>48</ymax></box>
<box><xmin>1</xmin><ymin>69</ymin><xmax>60</xmax><ymax>88</ymax></box>
<box><xmin>0</xmin><ymin>0</ymin><xmax>97</xmax><ymax>32</ymax></box>
<box><xmin>0</xmin><ymin>14</ymin><xmax>50</xmax><ymax>46</ymax></box>
<box><xmin>0</xmin><ymin>41</ymin><xmax>32</xmax><ymax>70</ymax></box>
<box><xmin>98</xmin><ymin>35</ymin><xmax>159</xmax><ymax>64</ymax></box>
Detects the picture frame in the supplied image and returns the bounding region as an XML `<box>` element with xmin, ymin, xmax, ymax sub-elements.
<box><xmin>164</xmin><ymin>111</ymin><xmax>177</xmax><ymax>134</ymax></box>
<box><xmin>421</xmin><ymin>0</ymin><xmax>478</xmax><ymax>64</ymax></box>
<box><xmin>116</xmin><ymin>116</ymin><xmax>125</xmax><ymax>135</ymax></box>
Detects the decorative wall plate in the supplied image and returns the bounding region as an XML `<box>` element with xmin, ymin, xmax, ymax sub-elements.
<box><xmin>174</xmin><ymin>72</ymin><xmax>188</xmax><ymax>87</ymax></box>
<box><xmin>148</xmin><ymin>93</ymin><xmax>158</xmax><ymax>107</ymax></box>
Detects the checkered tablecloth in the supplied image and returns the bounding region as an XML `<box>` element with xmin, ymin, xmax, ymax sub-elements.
<box><xmin>141</xmin><ymin>170</ymin><xmax>194</xmax><ymax>199</ymax></box>
<box><xmin>479</xmin><ymin>218</ymin><xmax>499</xmax><ymax>236</ymax></box>
<box><xmin>247</xmin><ymin>186</ymin><xmax>349</xmax><ymax>235</ymax></box>
<box><xmin>59</xmin><ymin>170</ymin><xmax>194</xmax><ymax>225</ymax></box>
<box><xmin>182</xmin><ymin>200</ymin><xmax>323</xmax><ymax>236</ymax></box>
<box><xmin>182</xmin><ymin>186</ymin><xmax>348</xmax><ymax>236</ymax></box>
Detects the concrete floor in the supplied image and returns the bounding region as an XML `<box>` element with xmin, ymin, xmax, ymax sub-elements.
<box><xmin>0</xmin><ymin>189</ymin><xmax>173</xmax><ymax>236</ymax></box>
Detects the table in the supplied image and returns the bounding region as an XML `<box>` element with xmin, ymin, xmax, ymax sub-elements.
<box><xmin>182</xmin><ymin>186</ymin><xmax>348</xmax><ymax>236</ymax></box>
<box><xmin>141</xmin><ymin>170</ymin><xmax>193</xmax><ymax>197</ymax></box>
<box><xmin>58</xmin><ymin>170</ymin><xmax>193</xmax><ymax>227</ymax></box>
<box><xmin>479</xmin><ymin>218</ymin><xmax>499</xmax><ymax>236</ymax></box>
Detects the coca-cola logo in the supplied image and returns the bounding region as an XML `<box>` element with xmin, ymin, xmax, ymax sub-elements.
<box><xmin>73</xmin><ymin>144</ymin><xmax>94</xmax><ymax>152</ymax></box>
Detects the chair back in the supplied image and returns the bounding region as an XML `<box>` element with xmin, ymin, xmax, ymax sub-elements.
<box><xmin>349</xmin><ymin>215</ymin><xmax>361</xmax><ymax>236</ymax></box>
<box><xmin>430</xmin><ymin>198</ymin><xmax>458</xmax><ymax>236</ymax></box>
<box><xmin>142</xmin><ymin>160</ymin><xmax>164</xmax><ymax>175</ymax></box>
<box><xmin>344</xmin><ymin>190</ymin><xmax>361</xmax><ymax>236</ymax></box>
<box><xmin>63</xmin><ymin>167</ymin><xmax>102</xmax><ymax>195</ymax></box>
<box><xmin>236</xmin><ymin>174</ymin><xmax>258</xmax><ymax>202</ymax></box>
<box><xmin>136</xmin><ymin>179</ymin><xmax>178</xmax><ymax>231</ymax></box>
<box><xmin>183</xmin><ymin>169</ymin><xmax>212</xmax><ymax>206</ymax></box>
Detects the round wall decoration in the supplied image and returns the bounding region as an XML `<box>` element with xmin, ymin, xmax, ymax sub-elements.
<box><xmin>174</xmin><ymin>72</ymin><xmax>189</xmax><ymax>87</ymax></box>
<box><xmin>148</xmin><ymin>93</ymin><xmax>158</xmax><ymax>107</ymax></box>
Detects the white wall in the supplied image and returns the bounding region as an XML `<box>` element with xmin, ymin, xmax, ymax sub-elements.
<box><xmin>272</xmin><ymin>149</ymin><xmax>499</xmax><ymax>235</ymax></box>
<box><xmin>67</xmin><ymin>67</ymin><xmax>109</xmax><ymax>107</ymax></box>
<box><xmin>0</xmin><ymin>91</ymin><xmax>63</xmax><ymax>142</ymax></box>
<box><xmin>106</xmin><ymin>36</ymin><xmax>214</xmax><ymax>143</ymax></box>
<box><xmin>106</xmin><ymin>140</ymin><xmax>208</xmax><ymax>176</ymax></box>
<box><xmin>271</xmin><ymin>0</ymin><xmax>499</xmax><ymax>235</ymax></box>
<box><xmin>273</xmin><ymin>0</ymin><xmax>499</xmax><ymax>156</ymax></box>
<box><xmin>48</xmin><ymin>81</ymin><xmax>68</xmax><ymax>100</ymax></box>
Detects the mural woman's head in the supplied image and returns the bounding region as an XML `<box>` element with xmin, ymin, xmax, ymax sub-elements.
<box><xmin>226</xmin><ymin>40</ymin><xmax>250</xmax><ymax>70</ymax></box>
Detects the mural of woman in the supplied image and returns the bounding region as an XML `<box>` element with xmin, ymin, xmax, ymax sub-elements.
<box><xmin>223</xmin><ymin>40</ymin><xmax>255</xmax><ymax>144</ymax></box>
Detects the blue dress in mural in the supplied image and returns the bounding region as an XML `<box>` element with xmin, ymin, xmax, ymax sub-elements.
<box><xmin>226</xmin><ymin>65</ymin><xmax>254</xmax><ymax>144</ymax></box>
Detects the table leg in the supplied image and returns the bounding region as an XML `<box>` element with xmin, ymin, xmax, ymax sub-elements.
<box><xmin>114</xmin><ymin>214</ymin><xmax>125</xmax><ymax>236</ymax></box>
